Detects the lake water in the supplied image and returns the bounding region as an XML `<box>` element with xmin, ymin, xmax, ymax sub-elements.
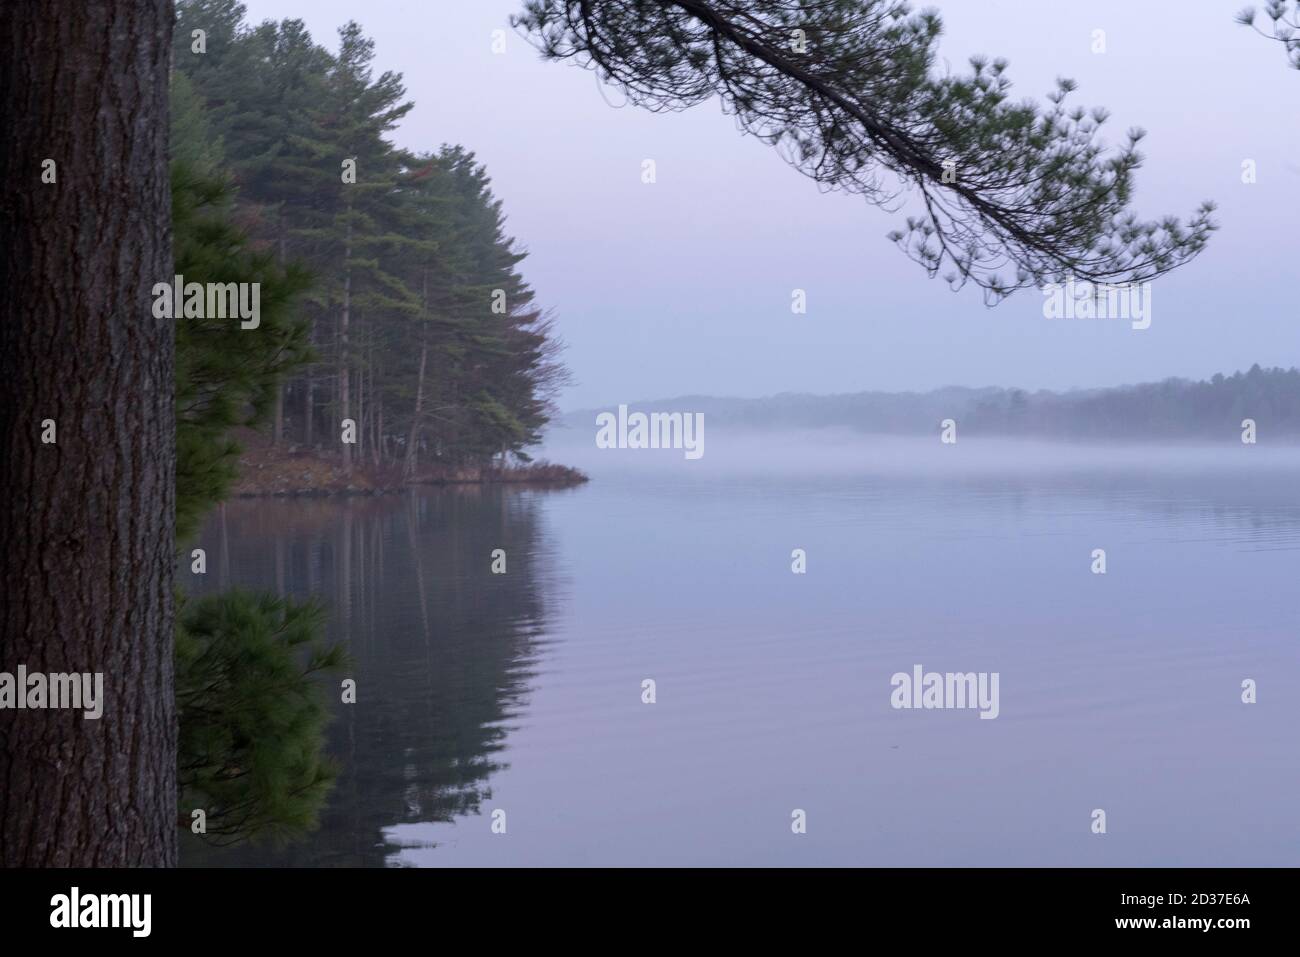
<box><xmin>182</xmin><ymin>432</ymin><xmax>1300</xmax><ymax>866</ymax></box>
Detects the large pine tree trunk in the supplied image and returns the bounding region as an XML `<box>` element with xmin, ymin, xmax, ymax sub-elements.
<box><xmin>0</xmin><ymin>0</ymin><xmax>177</xmax><ymax>866</ymax></box>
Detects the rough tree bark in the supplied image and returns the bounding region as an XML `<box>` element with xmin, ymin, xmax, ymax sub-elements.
<box><xmin>0</xmin><ymin>0</ymin><xmax>177</xmax><ymax>866</ymax></box>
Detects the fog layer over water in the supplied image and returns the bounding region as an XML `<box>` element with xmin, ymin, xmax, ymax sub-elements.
<box><xmin>186</xmin><ymin>432</ymin><xmax>1300</xmax><ymax>866</ymax></box>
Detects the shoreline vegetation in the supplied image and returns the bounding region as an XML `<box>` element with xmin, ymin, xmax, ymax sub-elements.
<box><xmin>161</xmin><ymin>2</ymin><xmax>585</xmax><ymax>851</ymax></box>
<box><xmin>172</xmin><ymin>7</ymin><xmax>571</xmax><ymax>506</ymax></box>
<box><xmin>229</xmin><ymin>434</ymin><xmax>587</xmax><ymax>497</ymax></box>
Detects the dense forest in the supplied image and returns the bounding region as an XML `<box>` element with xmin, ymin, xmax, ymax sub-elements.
<box><xmin>571</xmin><ymin>366</ymin><xmax>1300</xmax><ymax>440</ymax></box>
<box><xmin>163</xmin><ymin>0</ymin><xmax>581</xmax><ymax>847</ymax></box>
<box><xmin>174</xmin><ymin>0</ymin><xmax>567</xmax><ymax>477</ymax></box>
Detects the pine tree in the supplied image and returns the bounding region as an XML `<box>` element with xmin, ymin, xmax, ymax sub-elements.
<box><xmin>516</xmin><ymin>0</ymin><xmax>1216</xmax><ymax>302</ymax></box>
<box><xmin>177</xmin><ymin>591</ymin><xmax>344</xmax><ymax>845</ymax></box>
<box><xmin>282</xmin><ymin>22</ymin><xmax>415</xmax><ymax>472</ymax></box>
<box><xmin>1237</xmin><ymin>3</ymin><xmax>1300</xmax><ymax>69</ymax></box>
<box><xmin>172</xmin><ymin>69</ymin><xmax>346</xmax><ymax>847</ymax></box>
<box><xmin>171</xmin><ymin>76</ymin><xmax>315</xmax><ymax>539</ymax></box>
<box><xmin>173</xmin><ymin>1</ymin><xmax>568</xmax><ymax>468</ymax></box>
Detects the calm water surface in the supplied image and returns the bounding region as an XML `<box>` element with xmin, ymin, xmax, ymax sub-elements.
<box><xmin>183</xmin><ymin>434</ymin><xmax>1300</xmax><ymax>866</ymax></box>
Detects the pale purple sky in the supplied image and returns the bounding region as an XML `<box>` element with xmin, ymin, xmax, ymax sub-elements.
<box><xmin>239</xmin><ymin>0</ymin><xmax>1299</xmax><ymax>409</ymax></box>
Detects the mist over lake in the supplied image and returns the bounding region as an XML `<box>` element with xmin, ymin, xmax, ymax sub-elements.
<box><xmin>12</xmin><ymin>0</ymin><xmax>1300</xmax><ymax>927</ymax></box>
<box><xmin>184</xmin><ymin>431</ymin><xmax>1300</xmax><ymax>866</ymax></box>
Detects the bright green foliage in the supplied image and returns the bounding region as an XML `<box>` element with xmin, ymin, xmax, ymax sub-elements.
<box><xmin>516</xmin><ymin>0</ymin><xmax>1216</xmax><ymax>302</ymax></box>
<box><xmin>177</xmin><ymin>591</ymin><xmax>345</xmax><ymax>846</ymax></box>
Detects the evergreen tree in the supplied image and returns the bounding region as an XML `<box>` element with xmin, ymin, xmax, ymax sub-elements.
<box><xmin>171</xmin><ymin>70</ymin><xmax>346</xmax><ymax>846</ymax></box>
<box><xmin>301</xmin><ymin>21</ymin><xmax>416</xmax><ymax>473</ymax></box>
<box><xmin>174</xmin><ymin>2</ymin><xmax>568</xmax><ymax>470</ymax></box>
<box><xmin>516</xmin><ymin>0</ymin><xmax>1216</xmax><ymax>302</ymax></box>
<box><xmin>172</xmin><ymin>79</ymin><xmax>315</xmax><ymax>538</ymax></box>
<box><xmin>177</xmin><ymin>591</ymin><xmax>344</xmax><ymax>845</ymax></box>
<box><xmin>1237</xmin><ymin>3</ymin><xmax>1300</xmax><ymax>69</ymax></box>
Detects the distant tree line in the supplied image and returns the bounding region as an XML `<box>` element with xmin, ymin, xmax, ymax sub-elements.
<box><xmin>586</xmin><ymin>366</ymin><xmax>1300</xmax><ymax>440</ymax></box>
<box><xmin>174</xmin><ymin>0</ymin><xmax>568</xmax><ymax>476</ymax></box>
<box><xmin>966</xmin><ymin>365</ymin><xmax>1300</xmax><ymax>439</ymax></box>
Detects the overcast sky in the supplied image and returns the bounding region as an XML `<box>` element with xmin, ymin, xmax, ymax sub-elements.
<box><xmin>239</xmin><ymin>0</ymin><xmax>1298</xmax><ymax>410</ymax></box>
